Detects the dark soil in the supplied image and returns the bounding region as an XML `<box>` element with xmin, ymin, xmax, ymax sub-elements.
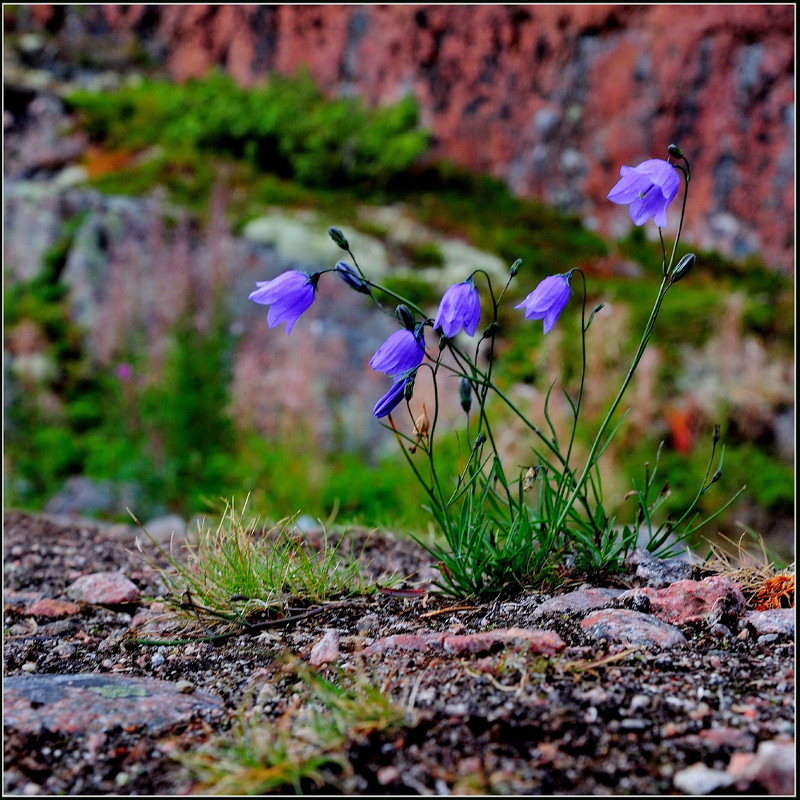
<box><xmin>3</xmin><ymin>511</ymin><xmax>795</xmax><ymax>795</ymax></box>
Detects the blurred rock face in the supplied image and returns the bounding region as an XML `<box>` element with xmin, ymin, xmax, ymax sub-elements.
<box><xmin>20</xmin><ymin>4</ymin><xmax>796</xmax><ymax>273</ymax></box>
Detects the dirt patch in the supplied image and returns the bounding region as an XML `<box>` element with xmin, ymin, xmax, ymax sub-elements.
<box><xmin>3</xmin><ymin>511</ymin><xmax>794</xmax><ymax>795</ymax></box>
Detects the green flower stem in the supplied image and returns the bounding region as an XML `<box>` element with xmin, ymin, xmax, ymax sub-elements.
<box><xmin>552</xmin><ymin>270</ymin><xmax>590</xmax><ymax>516</ymax></box>
<box><xmin>425</xmin><ymin>357</ymin><xmax>454</xmax><ymax>520</ymax></box>
<box><xmin>551</xmin><ymin>273</ymin><xmax>671</xmax><ymax>536</ymax></box>
<box><xmin>445</xmin><ymin>345</ymin><xmax>515</xmax><ymax>511</ymax></box>
<box><xmin>549</xmin><ymin>165</ymin><xmax>691</xmax><ymax>538</ymax></box>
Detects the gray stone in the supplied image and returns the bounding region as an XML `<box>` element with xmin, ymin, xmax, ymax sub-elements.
<box><xmin>44</xmin><ymin>476</ymin><xmax>141</xmax><ymax>518</ymax></box>
<box><xmin>140</xmin><ymin>514</ymin><xmax>187</xmax><ymax>545</ymax></box>
<box><xmin>3</xmin><ymin>673</ymin><xmax>223</xmax><ymax>736</ymax></box>
<box><xmin>532</xmin><ymin>588</ymin><xmax>624</xmax><ymax>617</ymax></box>
<box><xmin>625</xmin><ymin>548</ymin><xmax>693</xmax><ymax>588</ymax></box>
<box><xmin>580</xmin><ymin>609</ymin><xmax>687</xmax><ymax>648</ymax></box>
<box><xmin>745</xmin><ymin>608</ymin><xmax>794</xmax><ymax>638</ymax></box>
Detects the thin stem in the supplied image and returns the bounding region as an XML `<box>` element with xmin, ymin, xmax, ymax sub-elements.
<box><xmin>551</xmin><ymin>166</ymin><xmax>691</xmax><ymax>535</ymax></box>
<box><xmin>553</xmin><ymin>270</ymin><xmax>588</xmax><ymax>512</ymax></box>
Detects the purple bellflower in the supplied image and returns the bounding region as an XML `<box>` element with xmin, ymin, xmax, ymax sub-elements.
<box><xmin>374</xmin><ymin>376</ymin><xmax>413</xmax><ymax>418</ymax></box>
<box><xmin>607</xmin><ymin>158</ymin><xmax>680</xmax><ymax>228</ymax></box>
<box><xmin>433</xmin><ymin>279</ymin><xmax>481</xmax><ymax>338</ymax></box>
<box><xmin>515</xmin><ymin>273</ymin><xmax>572</xmax><ymax>334</ymax></box>
<box><xmin>249</xmin><ymin>270</ymin><xmax>318</xmax><ymax>334</ymax></box>
<box><xmin>369</xmin><ymin>329</ymin><xmax>425</xmax><ymax>378</ymax></box>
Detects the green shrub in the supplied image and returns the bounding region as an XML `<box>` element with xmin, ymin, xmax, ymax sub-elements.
<box><xmin>67</xmin><ymin>70</ymin><xmax>430</xmax><ymax>191</ymax></box>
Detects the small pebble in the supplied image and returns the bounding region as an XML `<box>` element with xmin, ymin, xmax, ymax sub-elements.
<box><xmin>674</xmin><ymin>762</ymin><xmax>734</xmax><ymax>794</ymax></box>
<box><xmin>21</xmin><ymin>662</ymin><xmax>37</xmax><ymax>672</ymax></box>
<box><xmin>176</xmin><ymin>680</ymin><xmax>195</xmax><ymax>693</ymax></box>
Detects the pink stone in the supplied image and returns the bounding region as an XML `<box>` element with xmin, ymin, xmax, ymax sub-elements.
<box><xmin>308</xmin><ymin>629</ymin><xmax>340</xmax><ymax>666</ymax></box>
<box><xmin>727</xmin><ymin>739</ymin><xmax>795</xmax><ymax>795</ymax></box>
<box><xmin>66</xmin><ymin>571</ymin><xmax>141</xmax><ymax>605</ymax></box>
<box><xmin>442</xmin><ymin>627</ymin><xmax>565</xmax><ymax>656</ymax></box>
<box><xmin>618</xmin><ymin>576</ymin><xmax>746</xmax><ymax>626</ymax></box>
<box><xmin>361</xmin><ymin>628</ymin><xmax>565</xmax><ymax>657</ymax></box>
<box><xmin>361</xmin><ymin>633</ymin><xmax>446</xmax><ymax>655</ymax></box>
<box><xmin>24</xmin><ymin>598</ymin><xmax>81</xmax><ymax>618</ymax></box>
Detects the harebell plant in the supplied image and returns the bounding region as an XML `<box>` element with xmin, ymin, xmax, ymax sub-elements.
<box><xmin>249</xmin><ymin>146</ymin><xmax>741</xmax><ymax>598</ymax></box>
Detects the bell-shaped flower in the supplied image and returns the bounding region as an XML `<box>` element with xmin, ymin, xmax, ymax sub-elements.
<box><xmin>515</xmin><ymin>273</ymin><xmax>572</xmax><ymax>334</ymax></box>
<box><xmin>373</xmin><ymin>376</ymin><xmax>414</xmax><ymax>418</ymax></box>
<box><xmin>249</xmin><ymin>270</ymin><xmax>318</xmax><ymax>334</ymax></box>
<box><xmin>433</xmin><ymin>280</ymin><xmax>481</xmax><ymax>338</ymax></box>
<box><xmin>369</xmin><ymin>329</ymin><xmax>425</xmax><ymax>378</ymax></box>
<box><xmin>607</xmin><ymin>158</ymin><xmax>680</xmax><ymax>228</ymax></box>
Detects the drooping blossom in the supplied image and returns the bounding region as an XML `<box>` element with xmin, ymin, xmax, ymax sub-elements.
<box><xmin>373</xmin><ymin>376</ymin><xmax>413</xmax><ymax>418</ymax></box>
<box><xmin>515</xmin><ymin>273</ymin><xmax>572</xmax><ymax>334</ymax></box>
<box><xmin>433</xmin><ymin>280</ymin><xmax>481</xmax><ymax>338</ymax></box>
<box><xmin>369</xmin><ymin>329</ymin><xmax>425</xmax><ymax>378</ymax></box>
<box><xmin>607</xmin><ymin>158</ymin><xmax>680</xmax><ymax>228</ymax></box>
<box><xmin>248</xmin><ymin>270</ymin><xmax>318</xmax><ymax>334</ymax></box>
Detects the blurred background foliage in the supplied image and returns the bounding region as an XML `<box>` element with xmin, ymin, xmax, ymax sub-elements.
<box><xmin>4</xmin><ymin>63</ymin><xmax>794</xmax><ymax>561</ymax></box>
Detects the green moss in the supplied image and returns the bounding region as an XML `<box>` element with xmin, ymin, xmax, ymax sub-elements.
<box><xmin>380</xmin><ymin>273</ymin><xmax>440</xmax><ymax>308</ymax></box>
<box><xmin>401</xmin><ymin>240</ymin><xmax>445</xmax><ymax>268</ymax></box>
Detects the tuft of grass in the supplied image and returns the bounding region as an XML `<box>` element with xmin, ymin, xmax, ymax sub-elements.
<box><xmin>702</xmin><ymin>529</ymin><xmax>795</xmax><ymax>609</ymax></box>
<box><xmin>136</xmin><ymin>499</ymin><xmax>382</xmax><ymax>631</ymax></box>
<box><xmin>183</xmin><ymin>659</ymin><xmax>408</xmax><ymax>795</ymax></box>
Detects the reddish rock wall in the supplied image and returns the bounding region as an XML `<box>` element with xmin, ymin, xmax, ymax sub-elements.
<box><xmin>22</xmin><ymin>4</ymin><xmax>796</xmax><ymax>272</ymax></box>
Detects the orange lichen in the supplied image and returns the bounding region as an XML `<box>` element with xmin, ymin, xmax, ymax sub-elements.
<box><xmin>82</xmin><ymin>145</ymin><xmax>136</xmax><ymax>179</ymax></box>
<box><xmin>753</xmin><ymin>574</ymin><xmax>795</xmax><ymax>611</ymax></box>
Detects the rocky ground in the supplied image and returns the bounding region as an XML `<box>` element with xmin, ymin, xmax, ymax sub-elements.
<box><xmin>3</xmin><ymin>510</ymin><xmax>795</xmax><ymax>795</ymax></box>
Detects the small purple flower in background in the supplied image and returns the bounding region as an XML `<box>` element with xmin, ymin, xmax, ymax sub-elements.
<box><xmin>607</xmin><ymin>158</ymin><xmax>680</xmax><ymax>228</ymax></box>
<box><xmin>114</xmin><ymin>362</ymin><xmax>133</xmax><ymax>381</ymax></box>
<box><xmin>433</xmin><ymin>279</ymin><xmax>481</xmax><ymax>338</ymax></box>
<box><xmin>373</xmin><ymin>376</ymin><xmax>413</xmax><ymax>418</ymax></box>
<box><xmin>249</xmin><ymin>270</ymin><xmax>318</xmax><ymax>334</ymax></box>
<box><xmin>515</xmin><ymin>273</ymin><xmax>572</xmax><ymax>334</ymax></box>
<box><xmin>369</xmin><ymin>329</ymin><xmax>425</xmax><ymax>378</ymax></box>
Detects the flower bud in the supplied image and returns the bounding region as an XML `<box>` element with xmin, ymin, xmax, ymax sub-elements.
<box><xmin>667</xmin><ymin>143</ymin><xmax>684</xmax><ymax>159</ymax></box>
<box><xmin>510</xmin><ymin>258</ymin><xmax>522</xmax><ymax>278</ymax></box>
<box><xmin>335</xmin><ymin>261</ymin><xmax>370</xmax><ymax>294</ymax></box>
<box><xmin>474</xmin><ymin>432</ymin><xmax>487</xmax><ymax>448</ymax></box>
<box><xmin>403</xmin><ymin>376</ymin><xmax>416</xmax><ymax>401</ymax></box>
<box><xmin>395</xmin><ymin>304</ymin><xmax>416</xmax><ymax>331</ymax></box>
<box><xmin>523</xmin><ymin>466</ymin><xmax>540</xmax><ymax>493</ymax></box>
<box><xmin>710</xmin><ymin>468</ymin><xmax>722</xmax><ymax>484</ymax></box>
<box><xmin>670</xmin><ymin>253</ymin><xmax>695</xmax><ymax>284</ymax></box>
<box><xmin>328</xmin><ymin>226</ymin><xmax>349</xmax><ymax>250</ymax></box>
<box><xmin>459</xmin><ymin>377</ymin><xmax>472</xmax><ymax>414</ymax></box>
